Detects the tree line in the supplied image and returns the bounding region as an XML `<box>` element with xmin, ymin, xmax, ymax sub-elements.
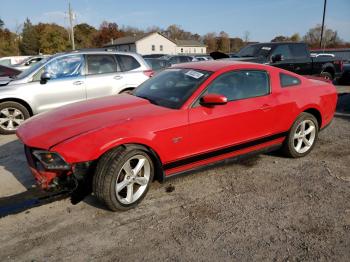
<box><xmin>0</xmin><ymin>17</ymin><xmax>349</xmax><ymax>57</ymax></box>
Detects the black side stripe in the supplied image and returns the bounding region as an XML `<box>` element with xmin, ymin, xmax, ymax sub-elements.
<box><xmin>163</xmin><ymin>131</ymin><xmax>288</xmax><ymax>170</ymax></box>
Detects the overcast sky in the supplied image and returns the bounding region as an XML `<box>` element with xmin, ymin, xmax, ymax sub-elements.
<box><xmin>1</xmin><ymin>0</ymin><xmax>349</xmax><ymax>41</ymax></box>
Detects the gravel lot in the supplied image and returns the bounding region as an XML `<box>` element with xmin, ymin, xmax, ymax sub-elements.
<box><xmin>0</xmin><ymin>93</ymin><xmax>349</xmax><ymax>261</ymax></box>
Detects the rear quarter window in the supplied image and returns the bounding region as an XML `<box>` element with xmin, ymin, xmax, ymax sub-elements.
<box><xmin>290</xmin><ymin>44</ymin><xmax>308</xmax><ymax>58</ymax></box>
<box><xmin>116</xmin><ymin>55</ymin><xmax>141</xmax><ymax>71</ymax></box>
<box><xmin>280</xmin><ymin>73</ymin><xmax>301</xmax><ymax>87</ymax></box>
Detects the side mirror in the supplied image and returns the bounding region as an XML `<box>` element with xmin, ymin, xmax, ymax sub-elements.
<box><xmin>40</xmin><ymin>72</ymin><xmax>51</xmax><ymax>84</ymax></box>
<box><xmin>200</xmin><ymin>94</ymin><xmax>227</xmax><ymax>106</ymax></box>
<box><xmin>271</xmin><ymin>54</ymin><xmax>283</xmax><ymax>63</ymax></box>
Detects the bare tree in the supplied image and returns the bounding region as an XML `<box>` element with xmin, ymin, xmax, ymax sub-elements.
<box><xmin>218</xmin><ymin>31</ymin><xmax>230</xmax><ymax>52</ymax></box>
<box><xmin>243</xmin><ymin>31</ymin><xmax>250</xmax><ymax>43</ymax></box>
<box><xmin>303</xmin><ymin>24</ymin><xmax>342</xmax><ymax>48</ymax></box>
<box><xmin>203</xmin><ymin>32</ymin><xmax>217</xmax><ymax>52</ymax></box>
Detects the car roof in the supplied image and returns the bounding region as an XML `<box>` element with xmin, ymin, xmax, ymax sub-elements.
<box><xmin>54</xmin><ymin>49</ymin><xmax>141</xmax><ymax>57</ymax></box>
<box><xmin>172</xmin><ymin>60</ymin><xmax>265</xmax><ymax>72</ymax></box>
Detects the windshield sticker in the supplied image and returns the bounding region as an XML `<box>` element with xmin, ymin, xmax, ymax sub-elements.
<box><xmin>185</xmin><ymin>70</ymin><xmax>204</xmax><ymax>79</ymax></box>
<box><xmin>261</xmin><ymin>46</ymin><xmax>271</xmax><ymax>50</ymax></box>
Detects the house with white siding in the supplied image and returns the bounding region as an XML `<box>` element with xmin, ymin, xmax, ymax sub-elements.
<box><xmin>105</xmin><ymin>32</ymin><xmax>207</xmax><ymax>55</ymax></box>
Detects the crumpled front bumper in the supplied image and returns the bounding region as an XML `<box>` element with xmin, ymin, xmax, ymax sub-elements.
<box><xmin>24</xmin><ymin>146</ymin><xmax>69</xmax><ymax>189</ymax></box>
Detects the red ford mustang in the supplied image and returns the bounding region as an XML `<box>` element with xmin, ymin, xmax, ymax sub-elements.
<box><xmin>16</xmin><ymin>61</ymin><xmax>337</xmax><ymax>211</ymax></box>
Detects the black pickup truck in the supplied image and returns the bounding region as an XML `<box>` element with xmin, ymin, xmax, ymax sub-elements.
<box><xmin>228</xmin><ymin>42</ymin><xmax>343</xmax><ymax>81</ymax></box>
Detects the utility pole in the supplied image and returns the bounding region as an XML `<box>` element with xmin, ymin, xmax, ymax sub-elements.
<box><xmin>68</xmin><ymin>2</ymin><xmax>75</xmax><ymax>50</ymax></box>
<box><xmin>319</xmin><ymin>0</ymin><xmax>327</xmax><ymax>49</ymax></box>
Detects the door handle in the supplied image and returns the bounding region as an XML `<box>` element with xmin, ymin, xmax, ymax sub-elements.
<box><xmin>114</xmin><ymin>75</ymin><xmax>123</xmax><ymax>80</ymax></box>
<box><xmin>73</xmin><ymin>81</ymin><xmax>84</xmax><ymax>85</ymax></box>
<box><xmin>260</xmin><ymin>104</ymin><xmax>272</xmax><ymax>111</ymax></box>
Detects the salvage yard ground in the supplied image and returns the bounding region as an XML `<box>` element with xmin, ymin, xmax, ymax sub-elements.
<box><xmin>0</xmin><ymin>90</ymin><xmax>349</xmax><ymax>261</ymax></box>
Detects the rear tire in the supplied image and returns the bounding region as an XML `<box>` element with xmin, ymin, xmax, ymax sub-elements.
<box><xmin>320</xmin><ymin>71</ymin><xmax>333</xmax><ymax>81</ymax></box>
<box><xmin>0</xmin><ymin>101</ymin><xmax>30</xmax><ymax>135</ymax></box>
<box><xmin>282</xmin><ymin>112</ymin><xmax>319</xmax><ymax>158</ymax></box>
<box><xmin>93</xmin><ymin>146</ymin><xmax>154</xmax><ymax>211</ymax></box>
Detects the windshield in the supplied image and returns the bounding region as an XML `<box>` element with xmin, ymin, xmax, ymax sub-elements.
<box><xmin>236</xmin><ymin>44</ymin><xmax>271</xmax><ymax>58</ymax></box>
<box><xmin>134</xmin><ymin>68</ymin><xmax>211</xmax><ymax>109</ymax></box>
<box><xmin>15</xmin><ymin>56</ymin><xmax>51</xmax><ymax>79</ymax></box>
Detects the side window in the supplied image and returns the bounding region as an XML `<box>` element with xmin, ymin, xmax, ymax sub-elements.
<box><xmin>40</xmin><ymin>55</ymin><xmax>84</xmax><ymax>80</ymax></box>
<box><xmin>205</xmin><ymin>70</ymin><xmax>270</xmax><ymax>101</ymax></box>
<box><xmin>271</xmin><ymin>45</ymin><xmax>292</xmax><ymax>59</ymax></box>
<box><xmin>116</xmin><ymin>55</ymin><xmax>141</xmax><ymax>71</ymax></box>
<box><xmin>169</xmin><ymin>57</ymin><xmax>178</xmax><ymax>64</ymax></box>
<box><xmin>280</xmin><ymin>73</ymin><xmax>301</xmax><ymax>87</ymax></box>
<box><xmin>87</xmin><ymin>55</ymin><xmax>118</xmax><ymax>75</ymax></box>
<box><xmin>160</xmin><ymin>45</ymin><xmax>163</xmax><ymax>51</ymax></box>
<box><xmin>179</xmin><ymin>56</ymin><xmax>188</xmax><ymax>63</ymax></box>
<box><xmin>290</xmin><ymin>44</ymin><xmax>308</xmax><ymax>58</ymax></box>
<box><xmin>151</xmin><ymin>45</ymin><xmax>155</xmax><ymax>51</ymax></box>
<box><xmin>0</xmin><ymin>59</ymin><xmax>11</xmax><ymax>66</ymax></box>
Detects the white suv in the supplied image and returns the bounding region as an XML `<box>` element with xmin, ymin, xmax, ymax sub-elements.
<box><xmin>0</xmin><ymin>50</ymin><xmax>153</xmax><ymax>134</ymax></box>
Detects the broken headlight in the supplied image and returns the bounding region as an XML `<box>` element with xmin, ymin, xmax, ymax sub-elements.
<box><xmin>33</xmin><ymin>150</ymin><xmax>71</xmax><ymax>170</ymax></box>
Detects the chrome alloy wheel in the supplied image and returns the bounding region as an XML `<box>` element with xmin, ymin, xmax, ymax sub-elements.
<box><xmin>115</xmin><ymin>155</ymin><xmax>151</xmax><ymax>204</ymax></box>
<box><xmin>0</xmin><ymin>108</ymin><xmax>25</xmax><ymax>131</ymax></box>
<box><xmin>293</xmin><ymin>120</ymin><xmax>316</xmax><ymax>154</ymax></box>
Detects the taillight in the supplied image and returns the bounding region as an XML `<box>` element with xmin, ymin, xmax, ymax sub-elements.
<box><xmin>143</xmin><ymin>70</ymin><xmax>154</xmax><ymax>77</ymax></box>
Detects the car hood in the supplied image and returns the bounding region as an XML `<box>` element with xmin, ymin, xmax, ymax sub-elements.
<box><xmin>226</xmin><ymin>56</ymin><xmax>266</xmax><ymax>63</ymax></box>
<box><xmin>0</xmin><ymin>76</ymin><xmax>12</xmax><ymax>86</ymax></box>
<box><xmin>17</xmin><ymin>94</ymin><xmax>167</xmax><ymax>150</ymax></box>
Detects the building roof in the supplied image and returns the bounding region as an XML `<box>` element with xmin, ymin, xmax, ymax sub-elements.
<box><xmin>105</xmin><ymin>32</ymin><xmax>206</xmax><ymax>47</ymax></box>
<box><xmin>175</xmin><ymin>39</ymin><xmax>206</xmax><ymax>47</ymax></box>
<box><xmin>106</xmin><ymin>32</ymin><xmax>154</xmax><ymax>46</ymax></box>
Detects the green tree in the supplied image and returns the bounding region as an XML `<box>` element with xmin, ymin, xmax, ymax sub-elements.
<box><xmin>74</xmin><ymin>23</ymin><xmax>97</xmax><ymax>48</ymax></box>
<box><xmin>290</xmin><ymin>33</ymin><xmax>301</xmax><ymax>42</ymax></box>
<box><xmin>0</xmin><ymin>18</ymin><xmax>18</xmax><ymax>56</ymax></box>
<box><xmin>19</xmin><ymin>18</ymin><xmax>39</xmax><ymax>55</ymax></box>
<box><xmin>36</xmin><ymin>23</ymin><xmax>70</xmax><ymax>54</ymax></box>
<box><xmin>271</xmin><ymin>35</ymin><xmax>289</xmax><ymax>42</ymax></box>
<box><xmin>271</xmin><ymin>33</ymin><xmax>301</xmax><ymax>43</ymax></box>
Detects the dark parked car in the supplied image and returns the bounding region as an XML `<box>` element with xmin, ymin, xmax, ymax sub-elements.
<box><xmin>229</xmin><ymin>42</ymin><xmax>343</xmax><ymax>80</ymax></box>
<box><xmin>161</xmin><ymin>55</ymin><xmax>196</xmax><ymax>65</ymax></box>
<box><xmin>0</xmin><ymin>65</ymin><xmax>21</xmax><ymax>77</ymax></box>
<box><xmin>338</xmin><ymin>62</ymin><xmax>350</xmax><ymax>85</ymax></box>
<box><xmin>142</xmin><ymin>54</ymin><xmax>166</xmax><ymax>59</ymax></box>
<box><xmin>144</xmin><ymin>58</ymin><xmax>171</xmax><ymax>72</ymax></box>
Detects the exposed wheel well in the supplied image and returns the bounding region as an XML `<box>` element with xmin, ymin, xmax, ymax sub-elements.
<box><xmin>0</xmin><ymin>98</ymin><xmax>33</xmax><ymax>116</ymax></box>
<box><xmin>100</xmin><ymin>143</ymin><xmax>164</xmax><ymax>182</ymax></box>
<box><xmin>303</xmin><ymin>108</ymin><xmax>322</xmax><ymax>129</ymax></box>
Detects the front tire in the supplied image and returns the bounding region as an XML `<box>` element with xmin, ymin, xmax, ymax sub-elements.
<box><xmin>282</xmin><ymin>112</ymin><xmax>319</xmax><ymax>158</ymax></box>
<box><xmin>93</xmin><ymin>147</ymin><xmax>154</xmax><ymax>211</ymax></box>
<box><xmin>0</xmin><ymin>102</ymin><xmax>30</xmax><ymax>135</ymax></box>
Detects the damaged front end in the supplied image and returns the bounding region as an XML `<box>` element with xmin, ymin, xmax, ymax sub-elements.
<box><xmin>24</xmin><ymin>146</ymin><xmax>96</xmax><ymax>203</ymax></box>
